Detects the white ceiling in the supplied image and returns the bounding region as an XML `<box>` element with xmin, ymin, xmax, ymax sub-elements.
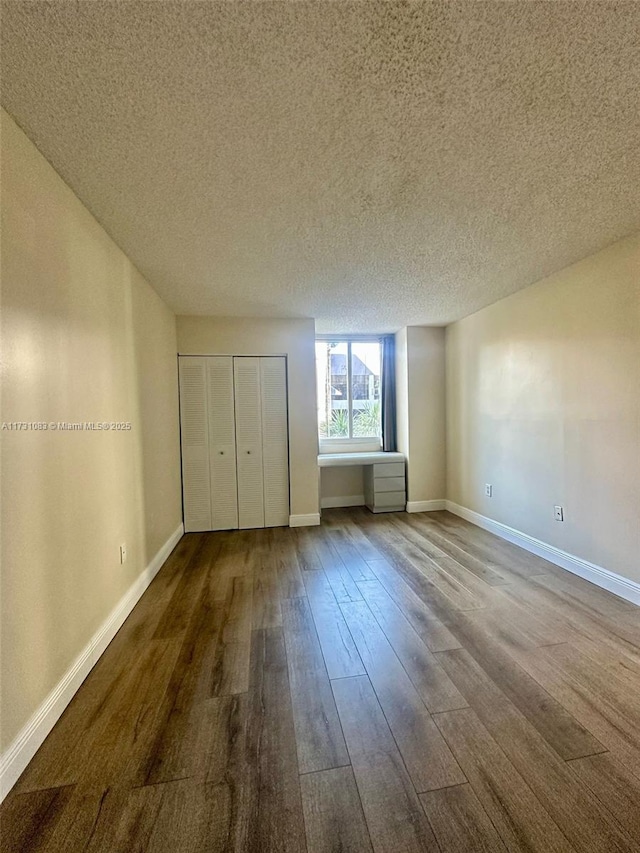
<box><xmin>2</xmin><ymin>1</ymin><xmax>639</xmax><ymax>333</ymax></box>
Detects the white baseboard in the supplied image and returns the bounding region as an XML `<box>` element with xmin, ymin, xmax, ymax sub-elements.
<box><xmin>320</xmin><ymin>494</ymin><xmax>365</xmax><ymax>509</ymax></box>
<box><xmin>406</xmin><ymin>499</ymin><xmax>446</xmax><ymax>513</ymax></box>
<box><xmin>0</xmin><ymin>522</ymin><xmax>184</xmax><ymax>802</ymax></box>
<box><xmin>289</xmin><ymin>513</ymin><xmax>321</xmax><ymax>527</ymax></box>
<box><xmin>446</xmin><ymin>501</ymin><xmax>640</xmax><ymax>607</ymax></box>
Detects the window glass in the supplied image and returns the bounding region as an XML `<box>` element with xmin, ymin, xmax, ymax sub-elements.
<box><xmin>351</xmin><ymin>342</ymin><xmax>381</xmax><ymax>437</ymax></box>
<box><xmin>316</xmin><ymin>340</ymin><xmax>381</xmax><ymax>441</ymax></box>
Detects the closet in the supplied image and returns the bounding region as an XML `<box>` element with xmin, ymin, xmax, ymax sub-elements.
<box><xmin>178</xmin><ymin>355</ymin><xmax>289</xmax><ymax>532</ymax></box>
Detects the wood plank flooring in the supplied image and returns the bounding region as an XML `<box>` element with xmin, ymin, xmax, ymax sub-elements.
<box><xmin>3</xmin><ymin>508</ymin><xmax>640</xmax><ymax>852</ymax></box>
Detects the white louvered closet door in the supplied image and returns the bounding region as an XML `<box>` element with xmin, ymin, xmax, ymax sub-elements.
<box><xmin>206</xmin><ymin>357</ymin><xmax>238</xmax><ymax>530</ymax></box>
<box><xmin>233</xmin><ymin>357</ymin><xmax>265</xmax><ymax>529</ymax></box>
<box><xmin>179</xmin><ymin>357</ymin><xmax>212</xmax><ymax>532</ymax></box>
<box><xmin>260</xmin><ymin>357</ymin><xmax>289</xmax><ymax>526</ymax></box>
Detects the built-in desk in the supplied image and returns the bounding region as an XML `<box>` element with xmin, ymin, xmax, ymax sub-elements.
<box><xmin>318</xmin><ymin>452</ymin><xmax>406</xmax><ymax>512</ymax></box>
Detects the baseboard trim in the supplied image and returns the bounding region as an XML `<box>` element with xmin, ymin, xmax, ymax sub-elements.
<box><xmin>320</xmin><ymin>494</ymin><xmax>365</xmax><ymax>509</ymax></box>
<box><xmin>289</xmin><ymin>513</ymin><xmax>321</xmax><ymax>527</ymax></box>
<box><xmin>445</xmin><ymin>501</ymin><xmax>640</xmax><ymax>607</ymax></box>
<box><xmin>406</xmin><ymin>499</ymin><xmax>446</xmax><ymax>513</ymax></box>
<box><xmin>0</xmin><ymin>522</ymin><xmax>184</xmax><ymax>801</ymax></box>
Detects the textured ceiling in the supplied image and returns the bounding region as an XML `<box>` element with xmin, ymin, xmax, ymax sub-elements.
<box><xmin>2</xmin><ymin>1</ymin><xmax>639</xmax><ymax>332</ymax></box>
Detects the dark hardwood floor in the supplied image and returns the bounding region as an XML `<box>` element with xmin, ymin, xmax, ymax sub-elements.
<box><xmin>3</xmin><ymin>508</ymin><xmax>640</xmax><ymax>852</ymax></box>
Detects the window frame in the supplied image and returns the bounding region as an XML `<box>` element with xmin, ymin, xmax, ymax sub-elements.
<box><xmin>316</xmin><ymin>335</ymin><xmax>383</xmax><ymax>454</ymax></box>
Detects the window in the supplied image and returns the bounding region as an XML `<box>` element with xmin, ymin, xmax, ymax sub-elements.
<box><xmin>316</xmin><ymin>339</ymin><xmax>382</xmax><ymax>450</ymax></box>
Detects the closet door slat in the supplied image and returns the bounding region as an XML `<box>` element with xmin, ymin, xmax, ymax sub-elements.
<box><xmin>179</xmin><ymin>357</ymin><xmax>212</xmax><ymax>532</ymax></box>
<box><xmin>234</xmin><ymin>357</ymin><xmax>265</xmax><ymax>529</ymax></box>
<box><xmin>260</xmin><ymin>357</ymin><xmax>290</xmax><ymax>527</ymax></box>
<box><xmin>207</xmin><ymin>356</ymin><xmax>238</xmax><ymax>530</ymax></box>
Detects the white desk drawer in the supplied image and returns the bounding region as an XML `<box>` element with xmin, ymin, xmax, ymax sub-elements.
<box><xmin>373</xmin><ymin>462</ymin><xmax>404</xmax><ymax>478</ymax></box>
<box><xmin>373</xmin><ymin>490</ymin><xmax>406</xmax><ymax>508</ymax></box>
<box><xmin>374</xmin><ymin>476</ymin><xmax>405</xmax><ymax>492</ymax></box>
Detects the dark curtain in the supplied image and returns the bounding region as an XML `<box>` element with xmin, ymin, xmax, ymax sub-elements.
<box><xmin>381</xmin><ymin>334</ymin><xmax>397</xmax><ymax>452</ymax></box>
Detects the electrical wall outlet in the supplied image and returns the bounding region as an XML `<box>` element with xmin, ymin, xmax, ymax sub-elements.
<box><xmin>554</xmin><ymin>506</ymin><xmax>564</xmax><ymax>522</ymax></box>
<box><xmin>485</xmin><ymin>484</ymin><xmax>492</xmax><ymax>497</ymax></box>
<box><xmin>120</xmin><ymin>543</ymin><xmax>127</xmax><ymax>564</ymax></box>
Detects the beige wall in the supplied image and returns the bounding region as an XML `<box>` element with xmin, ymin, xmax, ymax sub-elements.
<box><xmin>0</xmin><ymin>110</ymin><xmax>182</xmax><ymax>751</ymax></box>
<box><xmin>131</xmin><ymin>277</ymin><xmax>183</xmax><ymax>561</ymax></box>
<box><xmin>320</xmin><ymin>466</ymin><xmax>364</xmax><ymax>507</ymax></box>
<box><xmin>396</xmin><ymin>326</ymin><xmax>447</xmax><ymax>504</ymax></box>
<box><xmin>446</xmin><ymin>234</ymin><xmax>640</xmax><ymax>582</ymax></box>
<box><xmin>176</xmin><ymin>315</ymin><xmax>319</xmax><ymax>518</ymax></box>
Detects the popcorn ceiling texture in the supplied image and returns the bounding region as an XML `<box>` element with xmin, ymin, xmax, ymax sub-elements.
<box><xmin>2</xmin><ymin>1</ymin><xmax>639</xmax><ymax>332</ymax></box>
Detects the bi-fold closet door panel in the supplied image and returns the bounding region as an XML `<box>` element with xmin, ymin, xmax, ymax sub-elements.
<box><xmin>233</xmin><ymin>357</ymin><xmax>265</xmax><ymax>529</ymax></box>
<box><xmin>179</xmin><ymin>355</ymin><xmax>289</xmax><ymax>532</ymax></box>
<box><xmin>207</xmin><ymin>357</ymin><xmax>239</xmax><ymax>531</ymax></box>
<box><xmin>260</xmin><ymin>357</ymin><xmax>289</xmax><ymax>528</ymax></box>
<box><xmin>179</xmin><ymin>357</ymin><xmax>213</xmax><ymax>532</ymax></box>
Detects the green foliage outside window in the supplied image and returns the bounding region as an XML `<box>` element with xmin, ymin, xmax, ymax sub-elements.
<box><xmin>353</xmin><ymin>401</ymin><xmax>380</xmax><ymax>437</ymax></box>
<box><xmin>319</xmin><ymin>402</ymin><xmax>380</xmax><ymax>439</ymax></box>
